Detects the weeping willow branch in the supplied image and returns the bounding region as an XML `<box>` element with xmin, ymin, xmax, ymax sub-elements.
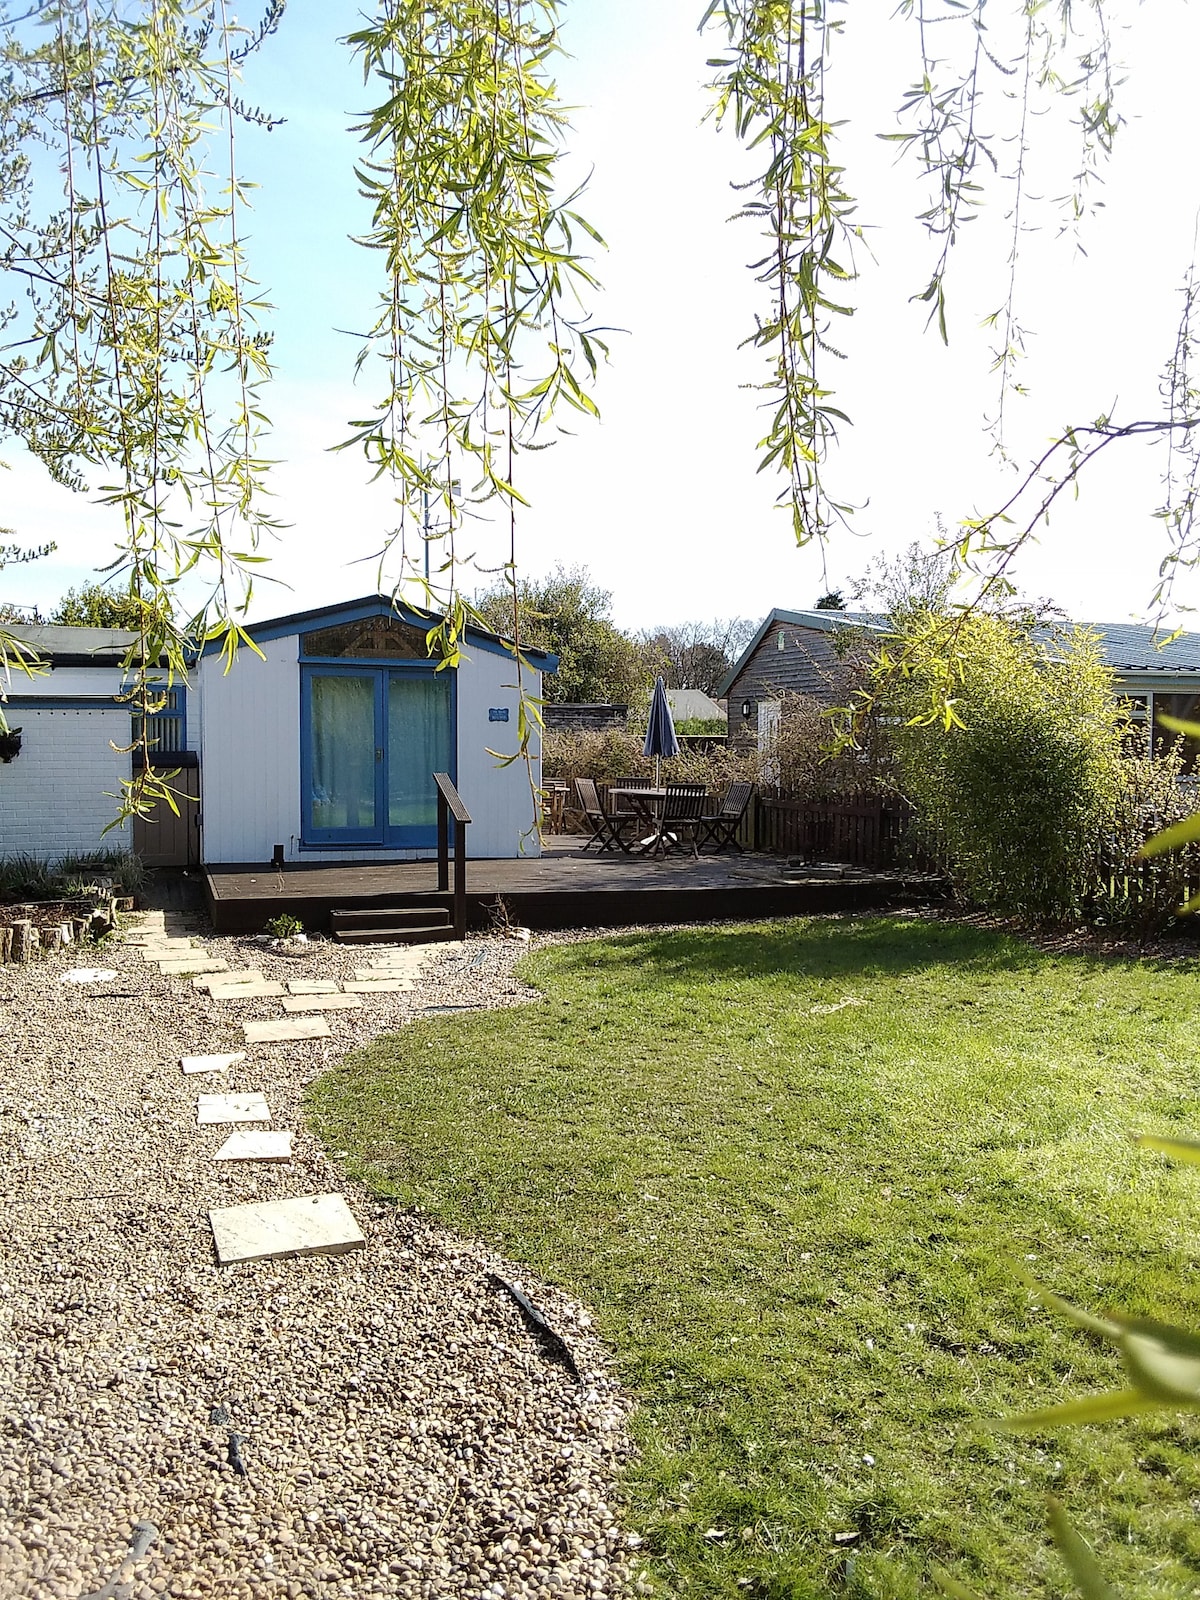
<box><xmin>703</xmin><ymin>0</ymin><xmax>858</xmax><ymax>549</ymax></box>
<box><xmin>0</xmin><ymin>0</ymin><xmax>280</xmax><ymax>821</ymax></box>
<box><xmin>342</xmin><ymin>0</ymin><xmax>605</xmax><ymax>795</ymax></box>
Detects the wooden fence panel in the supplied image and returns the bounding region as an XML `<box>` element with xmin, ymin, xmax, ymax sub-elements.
<box><xmin>739</xmin><ymin>793</ymin><xmax>922</xmax><ymax>870</ymax></box>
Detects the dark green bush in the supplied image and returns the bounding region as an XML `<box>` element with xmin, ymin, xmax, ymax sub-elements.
<box><xmin>884</xmin><ymin>615</ymin><xmax>1127</xmax><ymax>922</ymax></box>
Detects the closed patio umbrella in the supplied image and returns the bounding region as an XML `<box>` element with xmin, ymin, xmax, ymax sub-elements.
<box><xmin>643</xmin><ymin>675</ymin><xmax>680</xmax><ymax>786</ymax></box>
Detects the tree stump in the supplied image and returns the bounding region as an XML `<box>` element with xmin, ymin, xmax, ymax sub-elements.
<box><xmin>0</xmin><ymin>927</ymin><xmax>11</xmax><ymax>964</ymax></box>
<box><xmin>10</xmin><ymin>920</ymin><xmax>34</xmax><ymax>963</ymax></box>
<box><xmin>71</xmin><ymin>917</ymin><xmax>90</xmax><ymax>944</ymax></box>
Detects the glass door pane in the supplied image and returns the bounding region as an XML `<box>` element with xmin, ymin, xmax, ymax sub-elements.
<box><xmin>308</xmin><ymin>673</ymin><xmax>380</xmax><ymax>839</ymax></box>
<box><xmin>387</xmin><ymin>672</ymin><xmax>451</xmax><ymax>843</ymax></box>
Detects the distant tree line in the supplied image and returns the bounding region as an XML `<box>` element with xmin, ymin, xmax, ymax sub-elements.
<box><xmin>472</xmin><ymin>565</ymin><xmax>756</xmax><ymax>704</ymax></box>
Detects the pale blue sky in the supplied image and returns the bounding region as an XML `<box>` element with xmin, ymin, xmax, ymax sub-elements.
<box><xmin>5</xmin><ymin>0</ymin><xmax>1200</xmax><ymax>630</ymax></box>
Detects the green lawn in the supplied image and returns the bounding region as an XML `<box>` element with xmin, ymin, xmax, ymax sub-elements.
<box><xmin>308</xmin><ymin>917</ymin><xmax>1200</xmax><ymax>1599</ymax></box>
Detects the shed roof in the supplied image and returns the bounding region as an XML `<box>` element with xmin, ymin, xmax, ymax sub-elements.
<box><xmin>197</xmin><ymin>594</ymin><xmax>559</xmax><ymax>672</ymax></box>
<box><xmin>8</xmin><ymin>596</ymin><xmax>558</xmax><ymax>673</ymax></box>
<box><xmin>666</xmin><ymin>688</ymin><xmax>726</xmax><ymax>721</ymax></box>
<box><xmin>4</xmin><ymin>623</ymin><xmax>143</xmax><ymax>665</ymax></box>
<box><xmin>718</xmin><ymin>608</ymin><xmax>1200</xmax><ymax>697</ymax></box>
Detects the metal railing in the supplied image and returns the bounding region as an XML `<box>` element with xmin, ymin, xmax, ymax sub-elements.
<box><xmin>434</xmin><ymin>772</ymin><xmax>472</xmax><ymax>939</ymax></box>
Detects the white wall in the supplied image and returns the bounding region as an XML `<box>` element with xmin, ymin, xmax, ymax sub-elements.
<box><xmin>9</xmin><ymin>665</ymin><xmax>126</xmax><ymax>698</ymax></box>
<box><xmin>198</xmin><ymin>635</ymin><xmax>300</xmax><ymax>864</ymax></box>
<box><xmin>0</xmin><ymin>705</ymin><xmax>130</xmax><ymax>858</ymax></box>
<box><xmin>455</xmin><ymin>644</ymin><xmax>542</xmax><ymax>858</ymax></box>
<box><xmin>196</xmin><ymin>630</ymin><xmax>542</xmax><ymax>863</ymax></box>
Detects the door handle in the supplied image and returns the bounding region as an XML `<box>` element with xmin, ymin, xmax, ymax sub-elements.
<box><xmin>375</xmin><ymin>747</ymin><xmax>383</xmax><ymax>763</ymax></box>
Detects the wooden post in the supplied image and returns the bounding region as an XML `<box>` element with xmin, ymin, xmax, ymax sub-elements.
<box><xmin>454</xmin><ymin>815</ymin><xmax>467</xmax><ymax>941</ymax></box>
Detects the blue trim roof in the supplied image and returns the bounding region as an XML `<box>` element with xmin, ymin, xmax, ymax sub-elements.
<box><xmin>196</xmin><ymin>594</ymin><xmax>558</xmax><ymax>672</ymax></box>
<box><xmin>718</xmin><ymin>608</ymin><xmax>1200</xmax><ymax>696</ymax></box>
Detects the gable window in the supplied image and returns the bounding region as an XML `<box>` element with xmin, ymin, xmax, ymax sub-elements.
<box><xmin>777</xmin><ymin>630</ymin><xmax>786</xmax><ymax>651</ymax></box>
<box><xmin>301</xmin><ymin>616</ymin><xmax>443</xmax><ymax>660</ymax></box>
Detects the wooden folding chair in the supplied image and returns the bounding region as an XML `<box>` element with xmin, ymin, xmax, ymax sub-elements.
<box><xmin>695</xmin><ymin>781</ymin><xmax>755</xmax><ymax>853</ymax></box>
<box><xmin>653</xmin><ymin>782</ymin><xmax>708</xmax><ymax>856</ymax></box>
<box><xmin>575</xmin><ymin>777</ymin><xmax>634</xmax><ymax>853</ymax></box>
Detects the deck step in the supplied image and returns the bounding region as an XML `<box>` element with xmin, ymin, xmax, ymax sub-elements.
<box><xmin>330</xmin><ymin>906</ymin><xmax>451</xmax><ymax>933</ymax></box>
<box><xmin>332</xmin><ymin>918</ymin><xmax>457</xmax><ymax>946</ymax></box>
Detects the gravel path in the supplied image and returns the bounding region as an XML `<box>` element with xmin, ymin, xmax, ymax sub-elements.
<box><xmin>0</xmin><ymin>921</ymin><xmax>634</xmax><ymax>1600</ymax></box>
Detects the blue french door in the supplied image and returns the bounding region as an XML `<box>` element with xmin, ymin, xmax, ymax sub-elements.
<box><xmin>301</xmin><ymin>666</ymin><xmax>452</xmax><ymax>847</ymax></box>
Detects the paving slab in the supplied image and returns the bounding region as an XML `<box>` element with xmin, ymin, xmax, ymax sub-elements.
<box><xmin>197</xmin><ymin>1092</ymin><xmax>271</xmax><ymax>1125</ymax></box>
<box><xmin>139</xmin><ymin>940</ymin><xmax>199</xmax><ymax>956</ymax></box>
<box><xmin>208</xmin><ymin>981</ymin><xmax>287</xmax><ymax>1001</ymax></box>
<box><xmin>181</xmin><ymin>1051</ymin><xmax>246</xmax><ymax>1076</ymax></box>
<box><xmin>242</xmin><ymin>1016</ymin><xmax>332</xmax><ymax>1044</ymax></box>
<box><xmin>343</xmin><ymin>979</ymin><xmax>412</xmax><ymax>993</ymax></box>
<box><xmin>353</xmin><ymin>969</ymin><xmax>416</xmax><ymax>985</ymax></box>
<box><xmin>208</xmin><ymin>1192</ymin><xmax>366</xmax><ymax>1265</ymax></box>
<box><xmin>286</xmin><ymin>980</ymin><xmax>341</xmax><ymax>995</ymax></box>
<box><xmin>281</xmin><ymin>993</ymin><xmax>363</xmax><ymax>1013</ymax></box>
<box><xmin>60</xmin><ymin>968</ymin><xmax>119</xmax><ymax>984</ymax></box>
<box><xmin>213</xmin><ymin>1128</ymin><xmax>294</xmax><ymax>1163</ymax></box>
<box><xmin>193</xmin><ymin>970</ymin><xmax>264</xmax><ymax>991</ymax></box>
<box><xmin>157</xmin><ymin>958</ymin><xmax>230</xmax><ymax>976</ymax></box>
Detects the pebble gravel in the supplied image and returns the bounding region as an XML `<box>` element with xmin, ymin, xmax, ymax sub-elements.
<box><xmin>0</xmin><ymin>920</ymin><xmax>635</xmax><ymax>1599</ymax></box>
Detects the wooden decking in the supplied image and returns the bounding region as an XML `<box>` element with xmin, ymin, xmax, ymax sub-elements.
<box><xmin>203</xmin><ymin>840</ymin><xmax>939</xmax><ymax>935</ymax></box>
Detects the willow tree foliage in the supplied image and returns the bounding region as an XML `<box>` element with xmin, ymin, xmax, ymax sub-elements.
<box><xmin>702</xmin><ymin>0</ymin><xmax>1198</xmax><ymax>594</ymax></box>
<box><xmin>0</xmin><ymin>0</ymin><xmax>282</xmax><ymax>815</ymax></box>
<box><xmin>342</xmin><ymin>0</ymin><xmax>607</xmax><ymax>779</ymax></box>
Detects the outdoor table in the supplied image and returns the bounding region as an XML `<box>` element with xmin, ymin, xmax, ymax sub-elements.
<box><xmin>607</xmin><ymin>786</ymin><xmax>682</xmax><ymax>856</ymax></box>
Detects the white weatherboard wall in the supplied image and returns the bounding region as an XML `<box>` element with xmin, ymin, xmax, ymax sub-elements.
<box><xmin>454</xmin><ymin>643</ymin><xmax>541</xmax><ymax>859</ymax></box>
<box><xmin>196</xmin><ymin>632</ymin><xmax>541</xmax><ymax>863</ymax></box>
<box><xmin>198</xmin><ymin>635</ymin><xmax>299</xmax><ymax>864</ymax></box>
<box><xmin>0</xmin><ymin>705</ymin><xmax>130</xmax><ymax>857</ymax></box>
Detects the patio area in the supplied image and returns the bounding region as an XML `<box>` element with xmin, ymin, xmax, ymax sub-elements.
<box><xmin>203</xmin><ymin>839</ymin><xmax>938</xmax><ymax>934</ymax></box>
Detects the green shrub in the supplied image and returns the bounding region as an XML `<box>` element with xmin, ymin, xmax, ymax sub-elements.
<box><xmin>0</xmin><ymin>849</ymin><xmax>146</xmax><ymax>903</ymax></box>
<box><xmin>0</xmin><ymin>853</ymin><xmax>59</xmax><ymax>902</ymax></box>
<box><xmin>542</xmin><ymin>724</ymin><xmax>763</xmax><ymax>790</ymax></box>
<box><xmin>883</xmin><ymin>614</ymin><xmax>1127</xmax><ymax>923</ymax></box>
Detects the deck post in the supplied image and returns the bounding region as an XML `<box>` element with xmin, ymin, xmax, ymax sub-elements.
<box><xmin>437</xmin><ymin>788</ymin><xmax>449</xmax><ymax>893</ymax></box>
<box><xmin>434</xmin><ymin>772</ymin><xmax>472</xmax><ymax>939</ymax></box>
<box><xmin>453</xmin><ymin>814</ymin><xmax>467</xmax><ymax>940</ymax></box>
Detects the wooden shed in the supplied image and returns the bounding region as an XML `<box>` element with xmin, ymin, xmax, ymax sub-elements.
<box><xmin>0</xmin><ymin>596</ymin><xmax>555</xmax><ymax>869</ymax></box>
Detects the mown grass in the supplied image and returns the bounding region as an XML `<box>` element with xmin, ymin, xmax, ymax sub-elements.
<box><xmin>308</xmin><ymin>917</ymin><xmax>1200</xmax><ymax>1598</ymax></box>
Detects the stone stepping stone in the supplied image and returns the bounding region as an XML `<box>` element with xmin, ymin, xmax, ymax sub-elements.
<box><xmin>194</xmin><ymin>970</ymin><xmax>264</xmax><ymax>991</ymax></box>
<box><xmin>157</xmin><ymin>958</ymin><xmax>230</xmax><ymax>976</ymax></box>
<box><xmin>282</xmin><ymin>993</ymin><xmax>363</xmax><ymax>1013</ymax></box>
<box><xmin>197</xmin><ymin>1092</ymin><xmax>271</xmax><ymax>1125</ymax></box>
<box><xmin>209</xmin><ymin>1192</ymin><xmax>366</xmax><ymax>1265</ymax></box>
<box><xmin>344</xmin><ymin>979</ymin><xmax>411</xmax><ymax>993</ymax></box>
<box><xmin>181</xmin><ymin>1051</ymin><xmax>246</xmax><ymax>1076</ymax></box>
<box><xmin>243</xmin><ymin>1016</ymin><xmax>332</xmax><ymax>1044</ymax></box>
<box><xmin>353</xmin><ymin>969</ymin><xmax>416</xmax><ymax>985</ymax></box>
<box><xmin>60</xmin><ymin>968</ymin><xmax>119</xmax><ymax>984</ymax></box>
<box><xmin>208</xmin><ymin>981</ymin><xmax>287</xmax><ymax>1001</ymax></box>
<box><xmin>286</xmin><ymin>980</ymin><xmax>341</xmax><ymax>995</ymax></box>
<box><xmin>140</xmin><ymin>940</ymin><xmax>200</xmax><ymax>956</ymax></box>
<box><xmin>213</xmin><ymin>1128</ymin><xmax>294</xmax><ymax>1163</ymax></box>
